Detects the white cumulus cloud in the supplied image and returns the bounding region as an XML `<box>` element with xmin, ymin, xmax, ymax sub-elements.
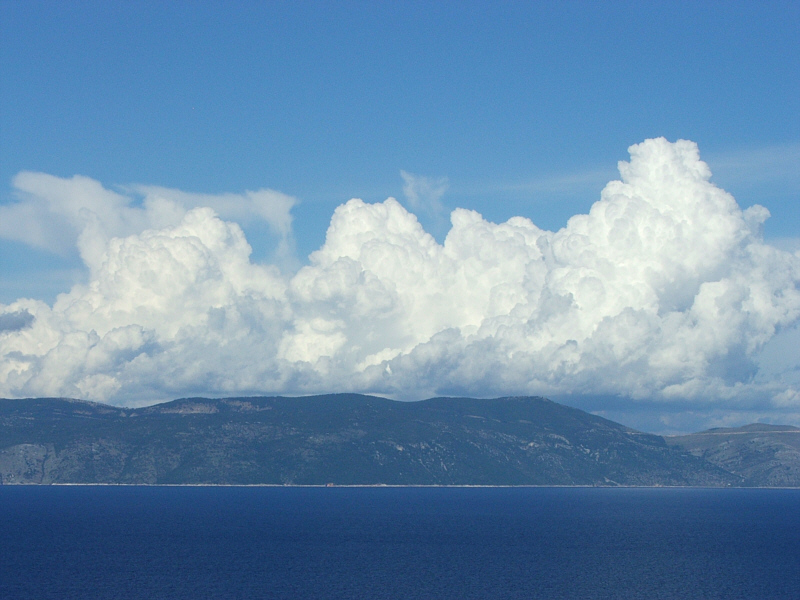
<box><xmin>1</xmin><ymin>138</ymin><xmax>799</xmax><ymax>411</ymax></box>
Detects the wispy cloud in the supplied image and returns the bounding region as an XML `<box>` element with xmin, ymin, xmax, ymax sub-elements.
<box><xmin>400</xmin><ymin>170</ymin><xmax>449</xmax><ymax>218</ymax></box>
<box><xmin>767</xmin><ymin>237</ymin><xmax>800</xmax><ymax>253</ymax></box>
<box><xmin>0</xmin><ymin>173</ymin><xmax>298</xmax><ymax>270</ymax></box>
<box><xmin>491</xmin><ymin>167</ymin><xmax>617</xmax><ymax>197</ymax></box>
<box><xmin>705</xmin><ymin>142</ymin><xmax>800</xmax><ymax>191</ymax></box>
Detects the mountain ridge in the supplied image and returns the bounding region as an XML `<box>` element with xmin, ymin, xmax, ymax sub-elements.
<box><xmin>1</xmin><ymin>395</ymin><xmax>796</xmax><ymax>486</ymax></box>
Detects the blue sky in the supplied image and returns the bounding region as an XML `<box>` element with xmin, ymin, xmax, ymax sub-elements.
<box><xmin>1</xmin><ymin>1</ymin><xmax>799</xmax><ymax>432</ymax></box>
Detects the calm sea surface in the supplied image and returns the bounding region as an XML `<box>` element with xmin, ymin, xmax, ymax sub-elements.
<box><xmin>1</xmin><ymin>486</ymin><xmax>798</xmax><ymax>599</ymax></box>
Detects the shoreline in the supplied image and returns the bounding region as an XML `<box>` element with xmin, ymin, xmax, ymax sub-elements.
<box><xmin>2</xmin><ymin>483</ymin><xmax>799</xmax><ymax>490</ymax></box>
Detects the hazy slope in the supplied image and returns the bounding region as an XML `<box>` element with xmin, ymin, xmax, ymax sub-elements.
<box><xmin>666</xmin><ymin>424</ymin><xmax>800</xmax><ymax>487</ymax></box>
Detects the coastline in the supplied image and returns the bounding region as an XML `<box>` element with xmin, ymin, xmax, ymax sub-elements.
<box><xmin>3</xmin><ymin>483</ymin><xmax>799</xmax><ymax>489</ymax></box>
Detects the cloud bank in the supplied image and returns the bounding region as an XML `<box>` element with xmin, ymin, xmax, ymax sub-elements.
<box><xmin>1</xmin><ymin>139</ymin><xmax>799</xmax><ymax>411</ymax></box>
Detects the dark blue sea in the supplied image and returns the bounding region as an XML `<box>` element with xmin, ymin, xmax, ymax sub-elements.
<box><xmin>1</xmin><ymin>486</ymin><xmax>798</xmax><ymax>599</ymax></box>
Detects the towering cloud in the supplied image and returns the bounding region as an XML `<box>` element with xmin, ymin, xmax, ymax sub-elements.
<box><xmin>1</xmin><ymin>138</ymin><xmax>799</xmax><ymax>410</ymax></box>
